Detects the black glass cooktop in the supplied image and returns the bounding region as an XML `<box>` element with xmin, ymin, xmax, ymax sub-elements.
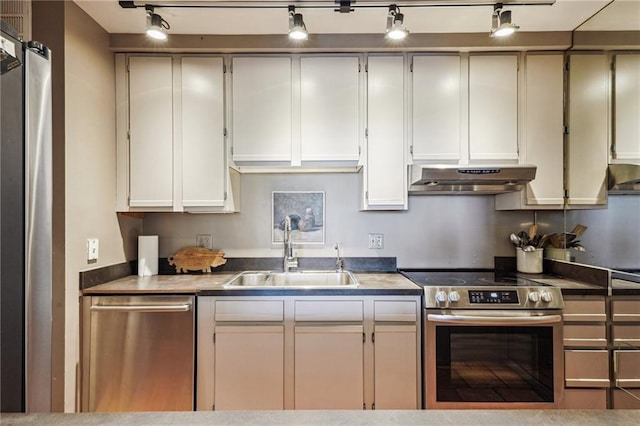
<box><xmin>400</xmin><ymin>271</ymin><xmax>549</xmax><ymax>288</ymax></box>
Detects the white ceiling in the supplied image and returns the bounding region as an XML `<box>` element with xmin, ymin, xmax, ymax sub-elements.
<box><xmin>74</xmin><ymin>0</ymin><xmax>640</xmax><ymax>36</ymax></box>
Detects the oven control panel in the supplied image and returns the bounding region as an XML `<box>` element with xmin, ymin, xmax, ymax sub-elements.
<box><xmin>469</xmin><ymin>290</ymin><xmax>519</xmax><ymax>304</ymax></box>
<box><xmin>424</xmin><ymin>286</ymin><xmax>564</xmax><ymax>309</ymax></box>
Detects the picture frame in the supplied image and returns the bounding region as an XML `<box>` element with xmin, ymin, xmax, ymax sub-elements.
<box><xmin>272</xmin><ymin>191</ymin><xmax>325</xmax><ymax>245</ymax></box>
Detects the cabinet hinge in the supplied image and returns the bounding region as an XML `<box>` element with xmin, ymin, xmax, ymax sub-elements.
<box><xmin>611</xmin><ymin>60</ymin><xmax>616</xmax><ymax>71</ymax></box>
<box><xmin>365</xmin><ymin>128</ymin><xmax>368</xmax><ymax>138</ymax></box>
<box><xmin>229</xmin><ymin>64</ymin><xmax>233</xmax><ymax>73</ymax></box>
<box><xmin>213</xmin><ymin>332</ymin><xmax>216</xmax><ymax>344</ymax></box>
<box><xmin>365</xmin><ymin>63</ymin><xmax>368</xmax><ymax>73</ymax></box>
<box><xmin>563</xmin><ymin>125</ymin><xmax>569</xmax><ymax>135</ymax></box>
<box><xmin>223</xmin><ymin>64</ymin><xmax>227</xmax><ymax>74</ymax></box>
<box><xmin>224</xmin><ymin>191</ymin><xmax>228</xmax><ymax>201</ymax></box>
<box><xmin>410</xmin><ymin>145</ymin><xmax>413</xmax><ymax>155</ymax></box>
<box><xmin>127</xmin><ymin>130</ymin><xmax>130</xmax><ymax>141</ymax></box>
<box><xmin>371</xmin><ymin>332</ymin><xmax>375</xmax><ymax>343</ymax></box>
<box><xmin>365</xmin><ymin>191</ymin><xmax>368</xmax><ymax>201</ymax></box>
<box><xmin>223</xmin><ymin>127</ymin><xmax>227</xmax><ymax>137</ymax></box>
<box><xmin>358</xmin><ymin>146</ymin><xmax>361</xmax><ymax>156</ymax></box>
<box><xmin>564</xmin><ymin>60</ymin><xmax>570</xmax><ymax>71</ymax></box>
<box><xmin>410</xmin><ymin>61</ymin><xmax>413</xmax><ymax>72</ymax></box>
<box><xmin>230</xmin><ymin>146</ymin><xmax>234</xmax><ymax>155</ymax></box>
<box><xmin>362</xmin><ymin>332</ymin><xmax>366</xmax><ymax>343</ymax></box>
<box><xmin>564</xmin><ymin>189</ymin><xmax>569</xmax><ymax>199</ymax></box>
<box><xmin>358</xmin><ymin>63</ymin><xmax>361</xmax><ymax>73</ymax></box>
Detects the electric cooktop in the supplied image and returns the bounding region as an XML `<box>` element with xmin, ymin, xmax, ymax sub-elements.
<box><xmin>399</xmin><ymin>271</ymin><xmax>551</xmax><ymax>288</ymax></box>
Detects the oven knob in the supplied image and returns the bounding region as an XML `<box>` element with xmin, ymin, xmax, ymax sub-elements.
<box><xmin>541</xmin><ymin>292</ymin><xmax>553</xmax><ymax>303</ymax></box>
<box><xmin>435</xmin><ymin>291</ymin><xmax>448</xmax><ymax>303</ymax></box>
<box><xmin>528</xmin><ymin>291</ymin><xmax>540</xmax><ymax>303</ymax></box>
<box><xmin>448</xmin><ymin>291</ymin><xmax>461</xmax><ymax>302</ymax></box>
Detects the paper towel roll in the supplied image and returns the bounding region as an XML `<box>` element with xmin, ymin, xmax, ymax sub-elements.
<box><xmin>138</xmin><ymin>235</ymin><xmax>158</xmax><ymax>277</ymax></box>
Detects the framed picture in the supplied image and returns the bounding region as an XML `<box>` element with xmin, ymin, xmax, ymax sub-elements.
<box><xmin>272</xmin><ymin>191</ymin><xmax>325</xmax><ymax>245</ymax></box>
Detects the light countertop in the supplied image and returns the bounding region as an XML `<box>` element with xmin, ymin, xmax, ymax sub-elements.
<box><xmin>81</xmin><ymin>272</ymin><xmax>423</xmax><ymax>296</ymax></box>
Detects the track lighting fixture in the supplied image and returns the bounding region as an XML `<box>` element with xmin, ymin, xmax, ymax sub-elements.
<box><xmin>288</xmin><ymin>5</ymin><xmax>308</xmax><ymax>41</ymax></box>
<box><xmin>145</xmin><ymin>6</ymin><xmax>170</xmax><ymax>40</ymax></box>
<box><xmin>385</xmin><ymin>5</ymin><xmax>409</xmax><ymax>40</ymax></box>
<box><xmin>491</xmin><ymin>3</ymin><xmax>519</xmax><ymax>37</ymax></box>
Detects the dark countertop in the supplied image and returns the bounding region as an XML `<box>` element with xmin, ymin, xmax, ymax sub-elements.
<box><xmin>2</xmin><ymin>410</ymin><xmax>639</xmax><ymax>425</ymax></box>
<box><xmin>81</xmin><ymin>272</ymin><xmax>423</xmax><ymax>296</ymax></box>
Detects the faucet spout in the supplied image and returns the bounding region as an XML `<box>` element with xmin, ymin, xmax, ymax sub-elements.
<box><xmin>283</xmin><ymin>216</ymin><xmax>298</xmax><ymax>272</ymax></box>
<box><xmin>335</xmin><ymin>243</ymin><xmax>344</xmax><ymax>272</ymax></box>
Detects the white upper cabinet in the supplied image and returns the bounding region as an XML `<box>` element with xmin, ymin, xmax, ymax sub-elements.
<box><xmin>469</xmin><ymin>55</ymin><xmax>519</xmax><ymax>161</ymax></box>
<box><xmin>300</xmin><ymin>56</ymin><xmax>361</xmax><ymax>161</ymax></box>
<box><xmin>128</xmin><ymin>56</ymin><xmax>174</xmax><ymax>208</ymax></box>
<box><xmin>613</xmin><ymin>54</ymin><xmax>640</xmax><ymax>164</ymax></box>
<box><xmin>411</xmin><ymin>55</ymin><xmax>461</xmax><ymax>162</ymax></box>
<box><xmin>181</xmin><ymin>57</ymin><xmax>226</xmax><ymax>208</ymax></box>
<box><xmin>364</xmin><ymin>55</ymin><xmax>407</xmax><ymax>210</ymax></box>
<box><xmin>231</xmin><ymin>57</ymin><xmax>292</xmax><ymax>162</ymax></box>
<box><xmin>496</xmin><ymin>54</ymin><xmax>565</xmax><ymax>210</ymax></box>
<box><xmin>116</xmin><ymin>54</ymin><xmax>236</xmax><ymax>212</ymax></box>
<box><xmin>567</xmin><ymin>53</ymin><xmax>609</xmax><ymax>206</ymax></box>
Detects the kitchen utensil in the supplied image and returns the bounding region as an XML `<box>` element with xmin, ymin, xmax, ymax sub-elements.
<box><xmin>517</xmin><ymin>231</ymin><xmax>530</xmax><ymax>246</ymax></box>
<box><xmin>571</xmin><ymin>224</ymin><xmax>588</xmax><ymax>238</ymax></box>
<box><xmin>522</xmin><ymin>245</ymin><xmax>537</xmax><ymax>252</ymax></box>
<box><xmin>537</xmin><ymin>234</ymin><xmax>550</xmax><ymax>248</ymax></box>
<box><xmin>528</xmin><ymin>224</ymin><xmax>538</xmax><ymax>240</ymax></box>
<box><xmin>510</xmin><ymin>233</ymin><xmax>521</xmax><ymax>247</ymax></box>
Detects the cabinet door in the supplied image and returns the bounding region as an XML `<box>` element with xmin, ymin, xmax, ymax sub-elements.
<box><xmin>365</xmin><ymin>56</ymin><xmax>406</xmax><ymax>209</ymax></box>
<box><xmin>181</xmin><ymin>57</ymin><xmax>225</xmax><ymax>208</ymax></box>
<box><xmin>294</xmin><ymin>325</ymin><xmax>364</xmax><ymax>409</ymax></box>
<box><xmin>567</xmin><ymin>54</ymin><xmax>608</xmax><ymax>206</ymax></box>
<box><xmin>469</xmin><ymin>55</ymin><xmax>519</xmax><ymax>161</ymax></box>
<box><xmin>614</xmin><ymin>54</ymin><xmax>640</xmax><ymax>162</ymax></box>
<box><xmin>373</xmin><ymin>324</ymin><xmax>418</xmax><ymax>409</ymax></box>
<box><xmin>522</xmin><ymin>54</ymin><xmax>565</xmax><ymax>205</ymax></box>
<box><xmin>231</xmin><ymin>57</ymin><xmax>292</xmax><ymax>161</ymax></box>
<box><xmin>214</xmin><ymin>325</ymin><xmax>284</xmax><ymax>410</ymax></box>
<box><xmin>412</xmin><ymin>55</ymin><xmax>461</xmax><ymax>161</ymax></box>
<box><xmin>128</xmin><ymin>56</ymin><xmax>173</xmax><ymax>207</ymax></box>
<box><xmin>564</xmin><ymin>350</ymin><xmax>610</xmax><ymax>388</ymax></box>
<box><xmin>300</xmin><ymin>56</ymin><xmax>360</xmax><ymax>161</ymax></box>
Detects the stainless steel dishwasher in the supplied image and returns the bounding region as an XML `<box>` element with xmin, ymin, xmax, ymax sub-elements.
<box><xmin>81</xmin><ymin>295</ymin><xmax>195</xmax><ymax>412</ymax></box>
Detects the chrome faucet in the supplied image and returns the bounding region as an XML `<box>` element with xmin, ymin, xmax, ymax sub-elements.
<box><xmin>283</xmin><ymin>216</ymin><xmax>298</xmax><ymax>272</ymax></box>
<box><xmin>335</xmin><ymin>243</ymin><xmax>344</xmax><ymax>272</ymax></box>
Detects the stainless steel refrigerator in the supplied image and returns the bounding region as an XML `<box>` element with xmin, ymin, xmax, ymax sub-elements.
<box><xmin>1</xmin><ymin>20</ymin><xmax>53</xmax><ymax>412</ymax></box>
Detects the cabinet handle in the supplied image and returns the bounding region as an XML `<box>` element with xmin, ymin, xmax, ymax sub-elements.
<box><xmin>371</xmin><ymin>332</ymin><xmax>375</xmax><ymax>343</ymax></box>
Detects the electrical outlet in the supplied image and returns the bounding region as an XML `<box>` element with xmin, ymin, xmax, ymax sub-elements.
<box><xmin>196</xmin><ymin>234</ymin><xmax>212</xmax><ymax>249</ymax></box>
<box><xmin>368</xmin><ymin>233</ymin><xmax>384</xmax><ymax>249</ymax></box>
<box><xmin>87</xmin><ymin>238</ymin><xmax>99</xmax><ymax>261</ymax></box>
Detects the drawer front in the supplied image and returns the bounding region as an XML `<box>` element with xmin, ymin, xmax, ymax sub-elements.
<box><xmin>612</xmin><ymin>300</ymin><xmax>640</xmax><ymax>323</ymax></box>
<box><xmin>295</xmin><ymin>300</ymin><xmax>363</xmax><ymax>322</ymax></box>
<box><xmin>563</xmin><ymin>298</ymin><xmax>606</xmax><ymax>322</ymax></box>
<box><xmin>612</xmin><ymin>389</ymin><xmax>640</xmax><ymax>409</ymax></box>
<box><xmin>215</xmin><ymin>300</ymin><xmax>284</xmax><ymax>321</ymax></box>
<box><xmin>564</xmin><ymin>350</ymin><xmax>610</xmax><ymax>387</ymax></box>
<box><xmin>374</xmin><ymin>300</ymin><xmax>417</xmax><ymax>322</ymax></box>
<box><xmin>561</xmin><ymin>389</ymin><xmax>608</xmax><ymax>409</ymax></box>
<box><xmin>613</xmin><ymin>325</ymin><xmax>640</xmax><ymax>348</ymax></box>
<box><xmin>615</xmin><ymin>350</ymin><xmax>640</xmax><ymax>388</ymax></box>
<box><xmin>563</xmin><ymin>324</ymin><xmax>607</xmax><ymax>348</ymax></box>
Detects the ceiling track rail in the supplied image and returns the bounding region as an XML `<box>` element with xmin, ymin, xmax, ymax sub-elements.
<box><xmin>119</xmin><ymin>0</ymin><xmax>555</xmax><ymax>11</ymax></box>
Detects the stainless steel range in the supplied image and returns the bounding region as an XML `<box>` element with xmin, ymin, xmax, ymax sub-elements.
<box><xmin>401</xmin><ymin>271</ymin><xmax>564</xmax><ymax>409</ymax></box>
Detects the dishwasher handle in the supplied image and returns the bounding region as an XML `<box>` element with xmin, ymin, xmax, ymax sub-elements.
<box><xmin>90</xmin><ymin>303</ymin><xmax>192</xmax><ymax>313</ymax></box>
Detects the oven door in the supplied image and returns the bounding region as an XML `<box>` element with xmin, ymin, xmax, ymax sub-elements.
<box><xmin>425</xmin><ymin>311</ymin><xmax>563</xmax><ymax>409</ymax></box>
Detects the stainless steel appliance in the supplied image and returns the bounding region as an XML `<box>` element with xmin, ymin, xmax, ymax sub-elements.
<box><xmin>409</xmin><ymin>164</ymin><xmax>536</xmax><ymax>194</ymax></box>
<box><xmin>81</xmin><ymin>296</ymin><xmax>195</xmax><ymax>412</ymax></box>
<box><xmin>1</xmin><ymin>21</ymin><xmax>53</xmax><ymax>412</ymax></box>
<box><xmin>401</xmin><ymin>271</ymin><xmax>564</xmax><ymax>409</ymax></box>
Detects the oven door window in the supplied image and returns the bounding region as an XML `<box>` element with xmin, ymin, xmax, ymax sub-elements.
<box><xmin>435</xmin><ymin>325</ymin><xmax>554</xmax><ymax>403</ymax></box>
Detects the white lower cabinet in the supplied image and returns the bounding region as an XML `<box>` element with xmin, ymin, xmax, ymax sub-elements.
<box><xmin>294</xmin><ymin>325</ymin><xmax>364</xmax><ymax>409</ymax></box>
<box><xmin>197</xmin><ymin>295</ymin><xmax>421</xmax><ymax>411</ymax></box>
<box><xmin>373</xmin><ymin>324</ymin><xmax>418</xmax><ymax>409</ymax></box>
<box><xmin>214</xmin><ymin>325</ymin><xmax>284</xmax><ymax>410</ymax></box>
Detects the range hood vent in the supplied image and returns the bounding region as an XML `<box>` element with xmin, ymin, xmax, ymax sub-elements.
<box><xmin>409</xmin><ymin>164</ymin><xmax>537</xmax><ymax>195</ymax></box>
<box><xmin>608</xmin><ymin>164</ymin><xmax>640</xmax><ymax>193</ymax></box>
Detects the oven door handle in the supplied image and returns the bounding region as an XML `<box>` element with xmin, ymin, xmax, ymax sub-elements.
<box><xmin>427</xmin><ymin>313</ymin><xmax>562</xmax><ymax>325</ymax></box>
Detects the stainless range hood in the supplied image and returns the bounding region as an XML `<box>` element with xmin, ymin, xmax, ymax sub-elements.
<box><xmin>608</xmin><ymin>164</ymin><xmax>640</xmax><ymax>194</ymax></box>
<box><xmin>409</xmin><ymin>164</ymin><xmax>537</xmax><ymax>195</ymax></box>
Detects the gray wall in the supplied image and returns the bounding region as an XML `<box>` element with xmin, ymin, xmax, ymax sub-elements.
<box><xmin>143</xmin><ymin>174</ymin><xmax>639</xmax><ymax>270</ymax></box>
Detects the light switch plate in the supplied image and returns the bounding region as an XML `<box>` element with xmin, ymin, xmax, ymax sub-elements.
<box><xmin>87</xmin><ymin>238</ymin><xmax>99</xmax><ymax>261</ymax></box>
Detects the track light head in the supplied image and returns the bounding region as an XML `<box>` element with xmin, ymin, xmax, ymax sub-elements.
<box><xmin>386</xmin><ymin>5</ymin><xmax>409</xmax><ymax>41</ymax></box>
<box><xmin>145</xmin><ymin>6</ymin><xmax>170</xmax><ymax>40</ymax></box>
<box><xmin>288</xmin><ymin>5</ymin><xmax>308</xmax><ymax>41</ymax></box>
<box><xmin>491</xmin><ymin>3</ymin><xmax>519</xmax><ymax>37</ymax></box>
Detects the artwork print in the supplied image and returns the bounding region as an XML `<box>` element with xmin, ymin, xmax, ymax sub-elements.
<box><xmin>272</xmin><ymin>191</ymin><xmax>325</xmax><ymax>245</ymax></box>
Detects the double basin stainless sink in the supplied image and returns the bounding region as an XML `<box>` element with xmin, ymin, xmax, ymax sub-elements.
<box><xmin>223</xmin><ymin>270</ymin><xmax>359</xmax><ymax>289</ymax></box>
